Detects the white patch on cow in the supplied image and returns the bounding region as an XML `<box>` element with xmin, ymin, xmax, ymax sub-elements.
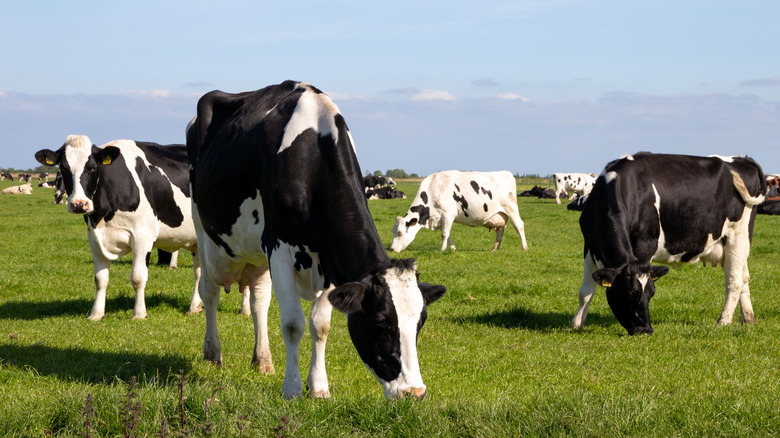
<box><xmin>215</xmin><ymin>190</ymin><xmax>268</xmax><ymax>268</ymax></box>
<box><xmin>709</xmin><ymin>154</ymin><xmax>735</xmax><ymax>163</ymax></box>
<box><xmin>278</xmin><ymin>89</ymin><xmax>339</xmax><ymax>155</ymax></box>
<box><xmin>623</xmin><ymin>154</ymin><xmax>635</xmax><ymax>160</ymax></box>
<box><xmin>604</xmin><ymin>171</ymin><xmax>617</xmax><ymax>184</ymax></box>
<box><xmin>64</xmin><ymin>135</ymin><xmax>95</xmax><ymax>211</ymax></box>
<box><xmin>637</xmin><ymin>273</ymin><xmax>650</xmax><ymax>290</ymax></box>
<box><xmin>380</xmin><ymin>265</ymin><xmax>426</xmax><ymax>397</ymax></box>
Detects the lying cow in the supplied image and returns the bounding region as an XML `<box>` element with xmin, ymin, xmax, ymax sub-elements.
<box><xmin>519</xmin><ymin>185</ymin><xmax>556</xmax><ymax>199</ymax></box>
<box><xmin>390</xmin><ymin>170</ymin><xmax>529</xmax><ymax>252</ymax></box>
<box><xmin>2</xmin><ymin>183</ymin><xmax>32</xmax><ymax>195</ymax></box>
<box><xmin>0</xmin><ymin>172</ymin><xmax>13</xmax><ymax>181</ymax></box>
<box><xmin>366</xmin><ymin>186</ymin><xmax>406</xmax><ymax>199</ymax></box>
<box><xmin>35</xmin><ymin>135</ymin><xmax>204</xmax><ymax>320</ymax></box>
<box><xmin>570</xmin><ymin>152</ymin><xmax>766</xmax><ymax>335</ymax></box>
<box><xmin>363</xmin><ymin>175</ymin><xmax>386</xmax><ymax>191</ymax></box>
<box><xmin>553</xmin><ymin>172</ymin><xmax>597</xmax><ymax>204</ymax></box>
<box><xmin>187</xmin><ymin>80</ymin><xmax>446</xmax><ymax>399</ymax></box>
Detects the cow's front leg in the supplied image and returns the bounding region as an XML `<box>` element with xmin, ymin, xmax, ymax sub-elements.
<box><xmin>491</xmin><ymin>227</ymin><xmax>505</xmax><ymax>251</ymax></box>
<box><xmin>271</xmin><ymin>259</ymin><xmax>306</xmax><ymax>399</ymax></box>
<box><xmin>89</xmin><ymin>256</ymin><xmax>111</xmax><ymax>321</ymax></box>
<box><xmin>129</xmin><ymin>249</ymin><xmax>151</xmax><ymax>319</ymax></box>
<box><xmin>570</xmin><ymin>255</ymin><xmax>598</xmax><ymax>329</ymax></box>
<box><xmin>307</xmin><ymin>289</ymin><xmax>334</xmax><ymax>398</ymax></box>
<box><xmin>440</xmin><ymin>216</ymin><xmax>456</xmax><ymax>251</ymax></box>
<box><xmin>186</xmin><ymin>251</ymin><xmax>203</xmax><ymax>314</ymax></box>
<box><xmin>718</xmin><ymin>242</ymin><xmax>751</xmax><ymax>325</ymax></box>
<box><xmin>201</xmin><ymin>277</ymin><xmax>223</xmax><ymax>365</ymax></box>
<box><xmin>250</xmin><ymin>267</ymin><xmax>274</xmax><ymax>373</ymax></box>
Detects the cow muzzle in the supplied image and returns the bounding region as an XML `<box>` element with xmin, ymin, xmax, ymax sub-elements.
<box><xmin>400</xmin><ymin>386</ymin><xmax>427</xmax><ymax>400</ymax></box>
<box><xmin>69</xmin><ymin>199</ymin><xmax>91</xmax><ymax>214</ymax></box>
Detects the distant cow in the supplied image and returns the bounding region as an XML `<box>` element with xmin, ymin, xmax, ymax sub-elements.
<box><xmin>553</xmin><ymin>172</ymin><xmax>597</xmax><ymax>204</ymax></box>
<box><xmin>187</xmin><ymin>80</ymin><xmax>446</xmax><ymax>399</ymax></box>
<box><xmin>2</xmin><ymin>183</ymin><xmax>32</xmax><ymax>195</ymax></box>
<box><xmin>38</xmin><ymin>180</ymin><xmax>56</xmax><ymax>188</ymax></box>
<box><xmin>53</xmin><ymin>171</ymin><xmax>67</xmax><ymax>204</ymax></box>
<box><xmin>363</xmin><ymin>175</ymin><xmax>387</xmax><ymax>191</ymax></box>
<box><xmin>571</xmin><ymin>153</ymin><xmax>766</xmax><ymax>335</ymax></box>
<box><xmin>519</xmin><ymin>185</ymin><xmax>556</xmax><ymax>199</ymax></box>
<box><xmin>38</xmin><ymin>172</ymin><xmax>49</xmax><ymax>181</ymax></box>
<box><xmin>366</xmin><ymin>186</ymin><xmax>406</xmax><ymax>199</ymax></box>
<box><xmin>390</xmin><ymin>170</ymin><xmax>529</xmax><ymax>252</ymax></box>
<box><xmin>35</xmin><ymin>135</ymin><xmax>204</xmax><ymax>320</ymax></box>
<box><xmin>758</xmin><ymin>199</ymin><xmax>780</xmax><ymax>215</ymax></box>
<box><xmin>17</xmin><ymin>173</ymin><xmax>31</xmax><ymax>183</ymax></box>
<box><xmin>0</xmin><ymin>172</ymin><xmax>13</xmax><ymax>181</ymax></box>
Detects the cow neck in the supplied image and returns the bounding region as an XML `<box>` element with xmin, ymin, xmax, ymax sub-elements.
<box><xmin>86</xmin><ymin>155</ymin><xmax>141</xmax><ymax>227</ymax></box>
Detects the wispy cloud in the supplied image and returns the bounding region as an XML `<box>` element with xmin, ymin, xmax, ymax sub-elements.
<box><xmin>411</xmin><ymin>89</ymin><xmax>456</xmax><ymax>102</ymax></box>
<box><xmin>124</xmin><ymin>89</ymin><xmax>172</xmax><ymax>99</ymax></box>
<box><xmin>184</xmin><ymin>80</ymin><xmax>213</xmax><ymax>88</ymax></box>
<box><xmin>740</xmin><ymin>76</ymin><xmax>780</xmax><ymax>87</ymax></box>
<box><xmin>472</xmin><ymin>77</ymin><xmax>499</xmax><ymax>87</ymax></box>
<box><xmin>496</xmin><ymin>93</ymin><xmax>530</xmax><ymax>102</ymax></box>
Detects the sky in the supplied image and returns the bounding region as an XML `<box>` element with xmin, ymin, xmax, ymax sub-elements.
<box><xmin>1</xmin><ymin>0</ymin><xmax>779</xmax><ymax>176</ymax></box>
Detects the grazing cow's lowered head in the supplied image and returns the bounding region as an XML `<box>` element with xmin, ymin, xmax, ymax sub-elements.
<box><xmin>593</xmin><ymin>262</ymin><xmax>669</xmax><ymax>335</ymax></box>
<box><xmin>390</xmin><ymin>211</ymin><xmax>425</xmax><ymax>253</ymax></box>
<box><xmin>329</xmin><ymin>259</ymin><xmax>445</xmax><ymax>398</ymax></box>
<box><xmin>35</xmin><ymin>135</ymin><xmax>121</xmax><ymax>215</ymax></box>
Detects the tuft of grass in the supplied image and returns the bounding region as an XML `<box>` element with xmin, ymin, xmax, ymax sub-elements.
<box><xmin>1</xmin><ymin>179</ymin><xmax>780</xmax><ymax>436</ymax></box>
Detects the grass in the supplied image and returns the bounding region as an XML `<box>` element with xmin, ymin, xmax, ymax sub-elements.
<box><xmin>1</xmin><ymin>179</ymin><xmax>779</xmax><ymax>437</ymax></box>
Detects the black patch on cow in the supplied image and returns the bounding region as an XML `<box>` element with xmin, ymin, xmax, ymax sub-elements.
<box><xmin>420</xmin><ymin>191</ymin><xmax>428</xmax><ymax>204</ymax></box>
<box><xmin>481</xmin><ymin>188</ymin><xmax>493</xmax><ymax>199</ymax></box>
<box><xmin>294</xmin><ymin>249</ymin><xmax>313</xmax><ymax>271</ymax></box>
<box><xmin>410</xmin><ymin>204</ymin><xmax>429</xmax><ymax>226</ymax></box>
<box><xmin>453</xmin><ymin>191</ymin><xmax>468</xmax><ymax>217</ymax></box>
<box><xmin>470</xmin><ymin>181</ymin><xmax>479</xmax><ymax>193</ymax></box>
<box><xmin>84</xmin><ymin>150</ymin><xmax>141</xmax><ymax>226</ymax></box>
<box><xmin>406</xmin><ymin>218</ymin><xmax>418</xmax><ymax>227</ymax></box>
<box><xmin>253</xmin><ymin>209</ymin><xmax>260</xmax><ymax>224</ymax></box>
<box><xmin>134</xmin><ymin>142</ymin><xmax>190</xmax><ymax>196</ymax></box>
<box><xmin>483</xmin><ymin>203</ymin><xmax>488</xmax><ymax>212</ymax></box>
<box><xmin>135</xmin><ymin>156</ymin><xmax>185</xmax><ymax>228</ymax></box>
<box><xmin>145</xmin><ymin>251</ymin><xmax>151</xmax><ymax>267</ymax></box>
<box><xmin>454</xmin><ymin>183</ymin><xmax>460</xmax><ymax>192</ymax></box>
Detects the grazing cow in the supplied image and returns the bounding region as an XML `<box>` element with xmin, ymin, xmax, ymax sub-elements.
<box><xmin>35</xmin><ymin>135</ymin><xmax>204</xmax><ymax>320</ymax></box>
<box><xmin>570</xmin><ymin>152</ymin><xmax>766</xmax><ymax>335</ymax></box>
<box><xmin>0</xmin><ymin>172</ymin><xmax>13</xmax><ymax>181</ymax></box>
<box><xmin>363</xmin><ymin>175</ymin><xmax>387</xmax><ymax>191</ymax></box>
<box><xmin>17</xmin><ymin>173</ymin><xmax>32</xmax><ymax>183</ymax></box>
<box><xmin>553</xmin><ymin>172</ymin><xmax>597</xmax><ymax>204</ymax></box>
<box><xmin>187</xmin><ymin>80</ymin><xmax>446</xmax><ymax>399</ymax></box>
<box><xmin>2</xmin><ymin>183</ymin><xmax>33</xmax><ymax>195</ymax></box>
<box><xmin>38</xmin><ymin>172</ymin><xmax>49</xmax><ymax>181</ymax></box>
<box><xmin>366</xmin><ymin>186</ymin><xmax>406</xmax><ymax>199</ymax></box>
<box><xmin>390</xmin><ymin>170</ymin><xmax>529</xmax><ymax>252</ymax></box>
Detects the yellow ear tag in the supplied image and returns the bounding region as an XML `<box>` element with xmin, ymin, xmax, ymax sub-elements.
<box><xmin>651</xmin><ymin>276</ymin><xmax>660</xmax><ymax>281</ymax></box>
<box><xmin>102</xmin><ymin>156</ymin><xmax>112</xmax><ymax>165</ymax></box>
<box><xmin>46</xmin><ymin>158</ymin><xmax>54</xmax><ymax>165</ymax></box>
<box><xmin>601</xmin><ymin>280</ymin><xmax>612</xmax><ymax>287</ymax></box>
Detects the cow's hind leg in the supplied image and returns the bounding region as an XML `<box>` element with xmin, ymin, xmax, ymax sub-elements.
<box><xmin>89</xmin><ymin>256</ymin><xmax>111</xmax><ymax>321</ymax></box>
<box><xmin>250</xmin><ymin>267</ymin><xmax>274</xmax><ymax>373</ymax></box>
<box><xmin>129</xmin><ymin>249</ymin><xmax>151</xmax><ymax>319</ymax></box>
<box><xmin>307</xmin><ymin>289</ymin><xmax>334</xmax><ymax>398</ymax></box>
<box><xmin>440</xmin><ymin>215</ymin><xmax>456</xmax><ymax>251</ymax></box>
<box><xmin>718</xmin><ymin>236</ymin><xmax>752</xmax><ymax>325</ymax></box>
<box><xmin>570</xmin><ymin>255</ymin><xmax>598</xmax><ymax>329</ymax></box>
<box><xmin>738</xmin><ymin>263</ymin><xmax>756</xmax><ymax>324</ymax></box>
<box><xmin>270</xmin><ymin>255</ymin><xmax>307</xmax><ymax>399</ymax></box>
<box><xmin>506</xmin><ymin>209</ymin><xmax>529</xmax><ymax>250</ymax></box>
<box><xmin>492</xmin><ymin>227</ymin><xmax>504</xmax><ymax>251</ymax></box>
<box><xmin>201</xmin><ymin>276</ymin><xmax>223</xmax><ymax>365</ymax></box>
<box><xmin>187</xmin><ymin>251</ymin><xmax>203</xmax><ymax>314</ymax></box>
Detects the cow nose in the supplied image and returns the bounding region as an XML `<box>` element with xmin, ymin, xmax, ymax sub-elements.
<box><xmin>401</xmin><ymin>387</ymin><xmax>426</xmax><ymax>400</ymax></box>
<box><xmin>70</xmin><ymin>200</ymin><xmax>90</xmax><ymax>213</ymax></box>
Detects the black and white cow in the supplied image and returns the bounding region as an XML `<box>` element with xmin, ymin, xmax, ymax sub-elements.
<box><xmin>187</xmin><ymin>80</ymin><xmax>446</xmax><ymax>400</ymax></box>
<box><xmin>0</xmin><ymin>172</ymin><xmax>13</xmax><ymax>181</ymax></box>
<box><xmin>570</xmin><ymin>152</ymin><xmax>766</xmax><ymax>335</ymax></box>
<box><xmin>363</xmin><ymin>175</ymin><xmax>386</xmax><ymax>191</ymax></box>
<box><xmin>553</xmin><ymin>172</ymin><xmax>597</xmax><ymax>204</ymax></box>
<box><xmin>519</xmin><ymin>185</ymin><xmax>556</xmax><ymax>199</ymax></box>
<box><xmin>35</xmin><ymin>135</ymin><xmax>203</xmax><ymax>320</ymax></box>
<box><xmin>53</xmin><ymin>171</ymin><xmax>66</xmax><ymax>204</ymax></box>
<box><xmin>390</xmin><ymin>170</ymin><xmax>529</xmax><ymax>252</ymax></box>
<box><xmin>17</xmin><ymin>173</ymin><xmax>32</xmax><ymax>183</ymax></box>
<box><xmin>366</xmin><ymin>186</ymin><xmax>406</xmax><ymax>200</ymax></box>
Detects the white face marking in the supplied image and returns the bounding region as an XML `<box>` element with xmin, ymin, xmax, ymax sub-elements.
<box><xmin>63</xmin><ymin>135</ymin><xmax>94</xmax><ymax>211</ymax></box>
<box><xmin>278</xmin><ymin>90</ymin><xmax>340</xmax><ymax>155</ymax></box>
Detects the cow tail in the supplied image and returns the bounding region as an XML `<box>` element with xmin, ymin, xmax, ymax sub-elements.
<box><xmin>730</xmin><ymin>170</ymin><xmax>765</xmax><ymax>207</ymax></box>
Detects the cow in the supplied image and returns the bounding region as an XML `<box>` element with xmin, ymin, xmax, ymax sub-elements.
<box><xmin>38</xmin><ymin>172</ymin><xmax>49</xmax><ymax>181</ymax></box>
<box><xmin>363</xmin><ymin>175</ymin><xmax>386</xmax><ymax>191</ymax></box>
<box><xmin>366</xmin><ymin>186</ymin><xmax>406</xmax><ymax>200</ymax></box>
<box><xmin>0</xmin><ymin>172</ymin><xmax>13</xmax><ymax>181</ymax></box>
<box><xmin>519</xmin><ymin>185</ymin><xmax>556</xmax><ymax>199</ymax></box>
<box><xmin>553</xmin><ymin>172</ymin><xmax>597</xmax><ymax>204</ymax></box>
<box><xmin>186</xmin><ymin>80</ymin><xmax>446</xmax><ymax>400</ymax></box>
<box><xmin>53</xmin><ymin>171</ymin><xmax>66</xmax><ymax>204</ymax></box>
<box><xmin>566</xmin><ymin>195</ymin><xmax>588</xmax><ymax>211</ymax></box>
<box><xmin>35</xmin><ymin>135</ymin><xmax>204</xmax><ymax>320</ymax></box>
<box><xmin>38</xmin><ymin>180</ymin><xmax>57</xmax><ymax>188</ymax></box>
<box><xmin>390</xmin><ymin>170</ymin><xmax>529</xmax><ymax>252</ymax></box>
<box><xmin>570</xmin><ymin>152</ymin><xmax>766</xmax><ymax>335</ymax></box>
<box><xmin>17</xmin><ymin>173</ymin><xmax>32</xmax><ymax>183</ymax></box>
<box><xmin>2</xmin><ymin>183</ymin><xmax>32</xmax><ymax>195</ymax></box>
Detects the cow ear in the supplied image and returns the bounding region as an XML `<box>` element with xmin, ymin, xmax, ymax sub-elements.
<box><xmin>650</xmin><ymin>265</ymin><xmax>669</xmax><ymax>281</ymax></box>
<box><xmin>328</xmin><ymin>282</ymin><xmax>367</xmax><ymax>314</ymax></box>
<box><xmin>96</xmin><ymin>146</ymin><xmax>121</xmax><ymax>166</ymax></box>
<box><xmin>418</xmin><ymin>282</ymin><xmax>446</xmax><ymax>305</ymax></box>
<box><xmin>593</xmin><ymin>268</ymin><xmax>619</xmax><ymax>288</ymax></box>
<box><xmin>35</xmin><ymin>149</ymin><xmax>59</xmax><ymax>166</ymax></box>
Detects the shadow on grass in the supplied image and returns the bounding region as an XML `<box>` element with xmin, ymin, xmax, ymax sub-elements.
<box><xmin>0</xmin><ymin>343</ymin><xmax>192</xmax><ymax>385</ymax></box>
<box><xmin>0</xmin><ymin>294</ymin><xmax>186</xmax><ymax>320</ymax></box>
<box><xmin>457</xmin><ymin>305</ymin><xmax>618</xmax><ymax>331</ymax></box>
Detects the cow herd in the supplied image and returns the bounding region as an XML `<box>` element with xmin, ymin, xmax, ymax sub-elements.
<box><xmin>18</xmin><ymin>80</ymin><xmax>772</xmax><ymax>399</ymax></box>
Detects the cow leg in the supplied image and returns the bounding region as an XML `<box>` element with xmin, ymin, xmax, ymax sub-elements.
<box><xmin>555</xmin><ymin>190</ymin><xmax>563</xmax><ymax>204</ymax></box>
<box><xmin>239</xmin><ymin>285</ymin><xmax>251</xmax><ymax>315</ymax></box>
<box><xmin>250</xmin><ymin>267</ymin><xmax>274</xmax><ymax>373</ymax></box>
<box><xmin>201</xmin><ymin>276</ymin><xmax>223</xmax><ymax>365</ymax></box>
<box><xmin>506</xmin><ymin>210</ymin><xmax>530</xmax><ymax>250</ymax></box>
<box><xmin>186</xmin><ymin>251</ymin><xmax>203</xmax><ymax>314</ymax></box>
<box><xmin>440</xmin><ymin>215</ymin><xmax>456</xmax><ymax>251</ymax></box>
<box><xmin>718</xmin><ymin>239</ymin><xmax>752</xmax><ymax>325</ymax></box>
<box><xmin>570</xmin><ymin>255</ymin><xmax>598</xmax><ymax>329</ymax></box>
<box><xmin>89</xmin><ymin>256</ymin><xmax>111</xmax><ymax>321</ymax></box>
<box><xmin>168</xmin><ymin>250</ymin><xmax>179</xmax><ymax>270</ymax></box>
<box><xmin>492</xmin><ymin>227</ymin><xmax>504</xmax><ymax>251</ymax></box>
<box><xmin>738</xmin><ymin>263</ymin><xmax>756</xmax><ymax>324</ymax></box>
<box><xmin>307</xmin><ymin>289</ymin><xmax>334</xmax><ymax>398</ymax></box>
<box><xmin>129</xmin><ymin>249</ymin><xmax>151</xmax><ymax>319</ymax></box>
<box><xmin>270</xmin><ymin>259</ymin><xmax>307</xmax><ymax>399</ymax></box>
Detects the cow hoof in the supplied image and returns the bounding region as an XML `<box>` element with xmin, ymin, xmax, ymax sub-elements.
<box><xmin>311</xmin><ymin>390</ymin><xmax>331</xmax><ymax>399</ymax></box>
<box><xmin>131</xmin><ymin>313</ymin><xmax>147</xmax><ymax>320</ymax></box>
<box><xmin>186</xmin><ymin>306</ymin><xmax>203</xmax><ymax>315</ymax></box>
<box><xmin>87</xmin><ymin>314</ymin><xmax>104</xmax><ymax>321</ymax></box>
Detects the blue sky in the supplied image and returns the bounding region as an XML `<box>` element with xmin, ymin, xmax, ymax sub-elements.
<box><xmin>2</xmin><ymin>0</ymin><xmax>779</xmax><ymax>176</ymax></box>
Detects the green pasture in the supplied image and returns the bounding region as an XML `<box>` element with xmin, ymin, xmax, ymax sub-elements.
<box><xmin>1</xmin><ymin>179</ymin><xmax>779</xmax><ymax>437</ymax></box>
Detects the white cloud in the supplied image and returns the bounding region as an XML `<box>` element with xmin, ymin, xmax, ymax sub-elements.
<box><xmin>496</xmin><ymin>93</ymin><xmax>531</xmax><ymax>102</ymax></box>
<box><xmin>124</xmin><ymin>89</ymin><xmax>172</xmax><ymax>99</ymax></box>
<box><xmin>327</xmin><ymin>92</ymin><xmax>370</xmax><ymax>101</ymax></box>
<box><xmin>411</xmin><ymin>89</ymin><xmax>456</xmax><ymax>102</ymax></box>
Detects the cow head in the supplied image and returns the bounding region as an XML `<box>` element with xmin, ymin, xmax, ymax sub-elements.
<box><xmin>593</xmin><ymin>263</ymin><xmax>669</xmax><ymax>335</ymax></box>
<box><xmin>328</xmin><ymin>258</ymin><xmax>446</xmax><ymax>399</ymax></box>
<box><xmin>390</xmin><ymin>215</ymin><xmax>423</xmax><ymax>252</ymax></box>
<box><xmin>35</xmin><ymin>135</ymin><xmax>121</xmax><ymax>214</ymax></box>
